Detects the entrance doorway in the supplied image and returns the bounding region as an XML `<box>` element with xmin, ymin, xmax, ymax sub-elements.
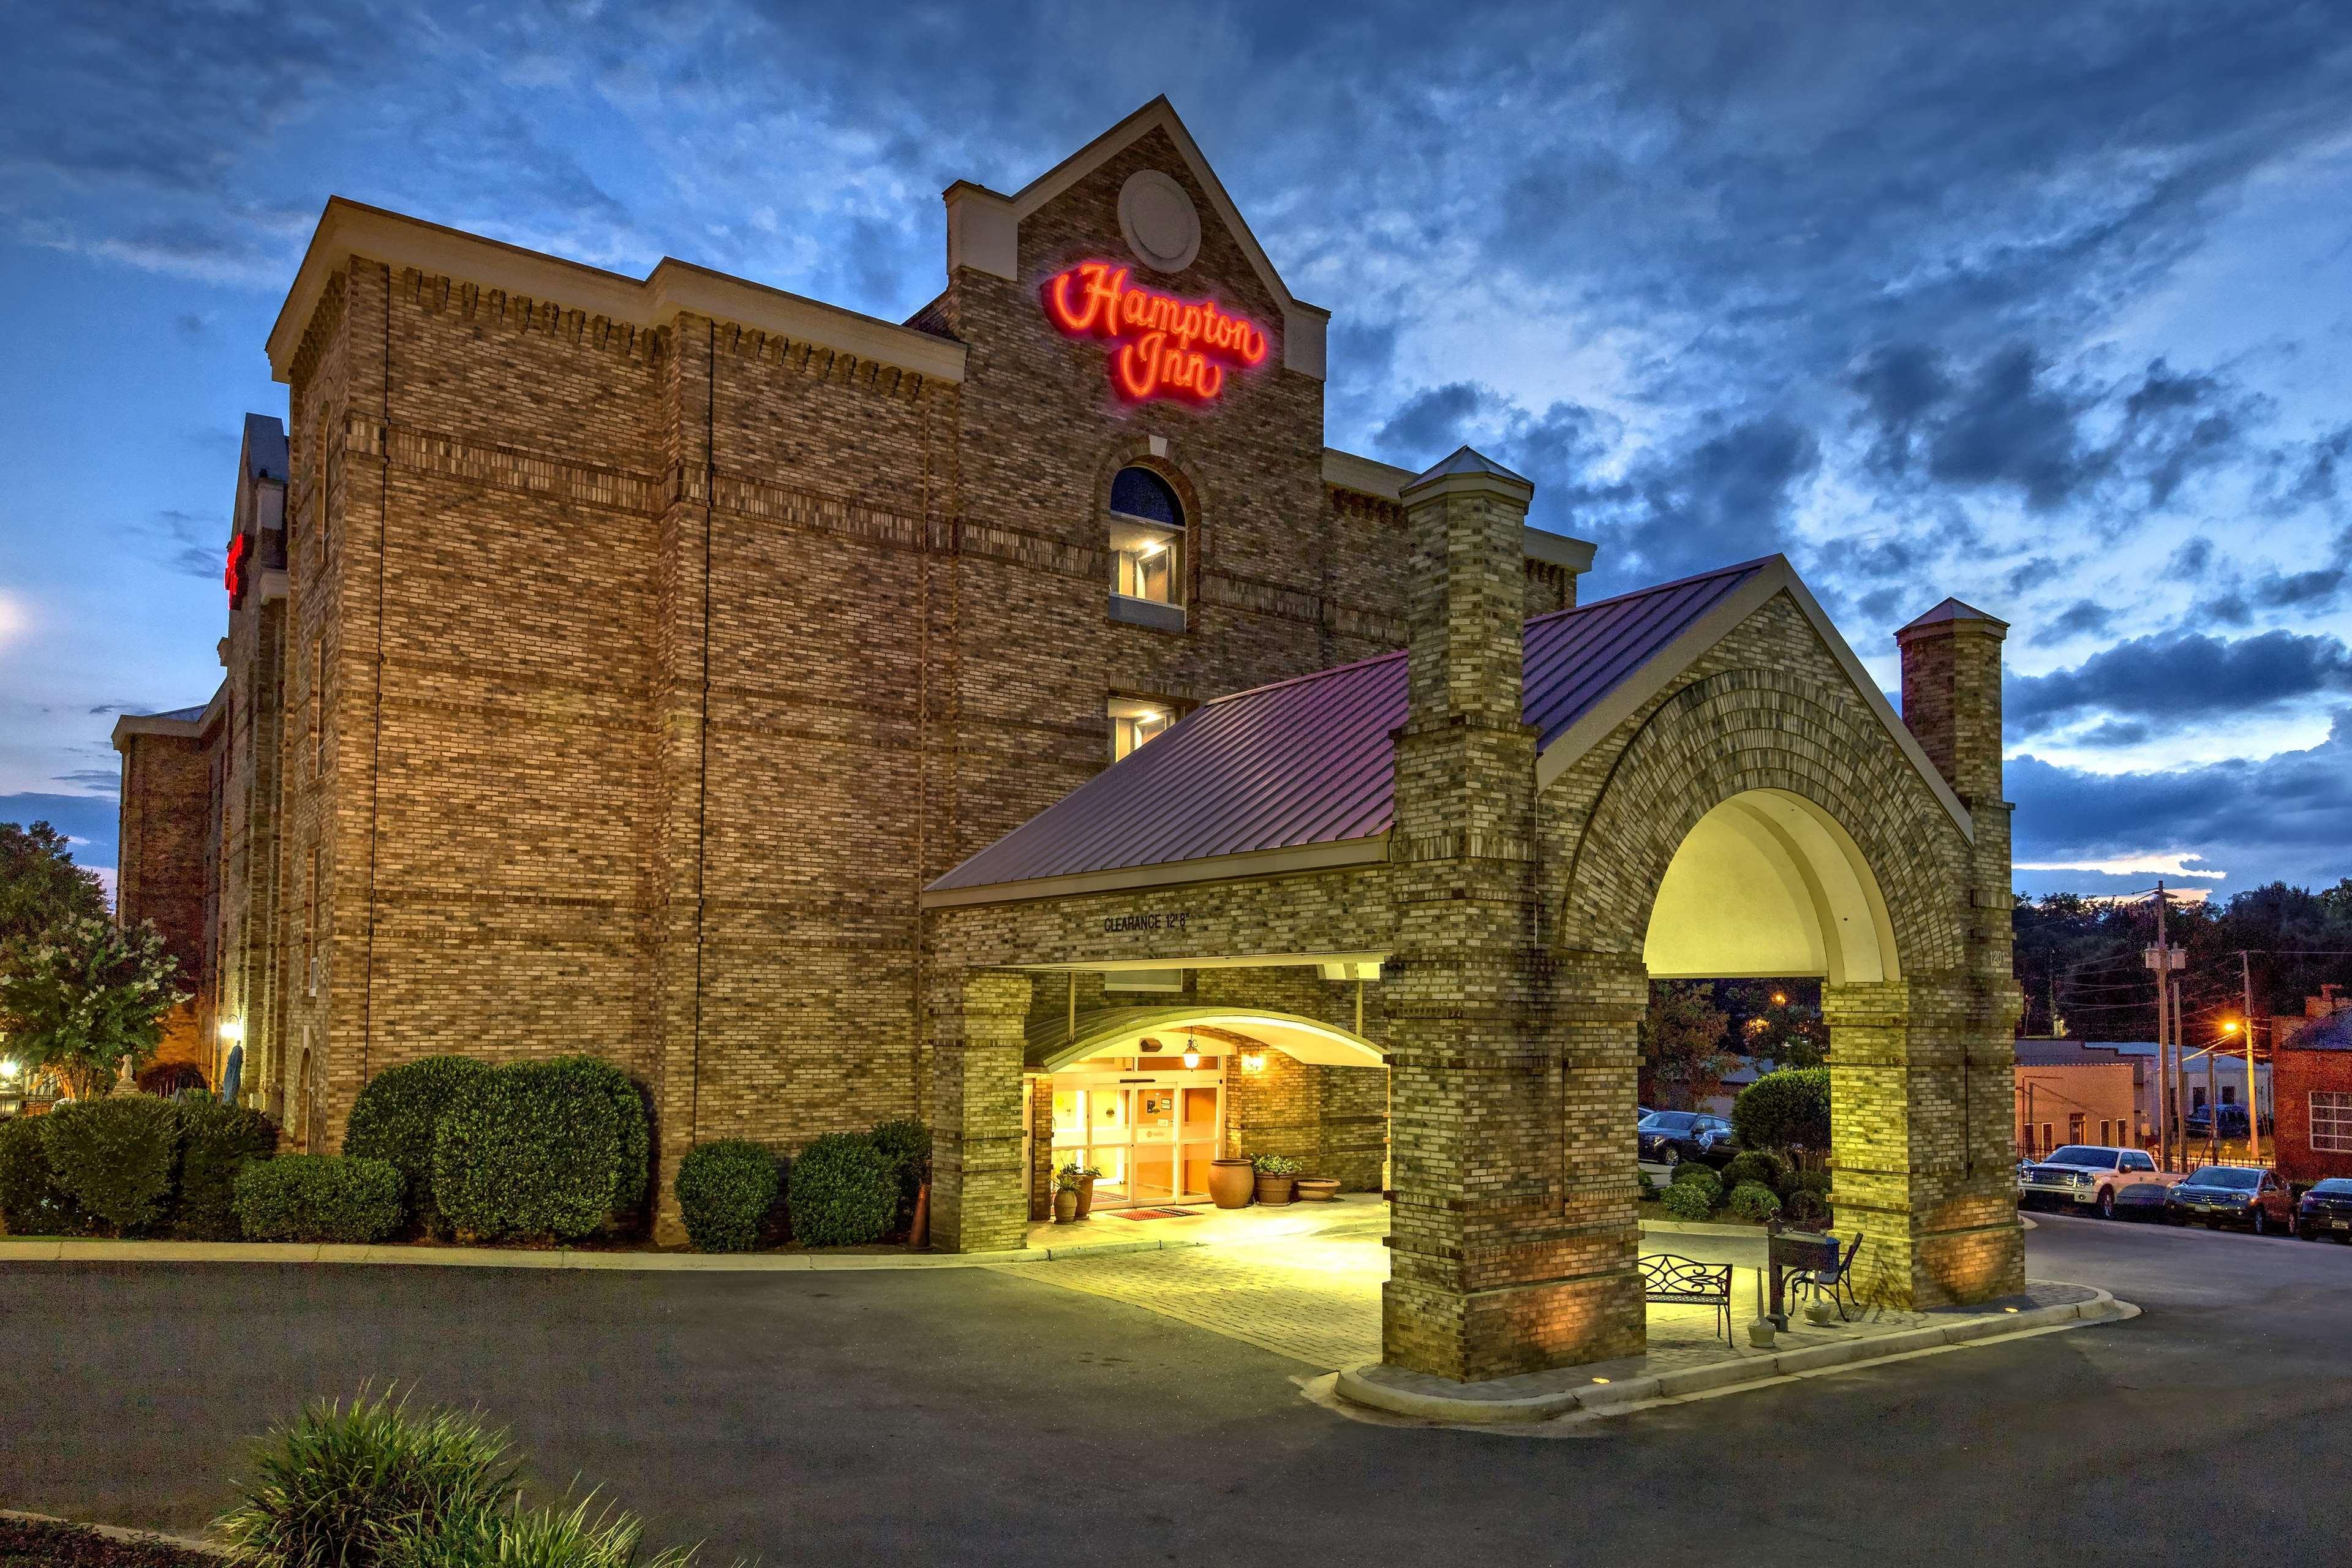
<box><xmin>1049</xmin><ymin>1062</ymin><xmax>1224</xmax><ymax>1209</ymax></box>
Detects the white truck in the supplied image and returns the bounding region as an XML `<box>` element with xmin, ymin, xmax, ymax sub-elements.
<box><xmin>2016</xmin><ymin>1145</ymin><xmax>2180</xmax><ymax>1219</ymax></box>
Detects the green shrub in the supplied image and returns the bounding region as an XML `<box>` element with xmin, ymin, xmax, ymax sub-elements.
<box><xmin>175</xmin><ymin>1099</ymin><xmax>279</xmax><ymax>1240</ymax></box>
<box><xmin>1727</xmin><ymin>1180</ymin><xmax>1782</xmax><ymax>1223</ymax></box>
<box><xmin>1251</xmin><ymin>1153</ymin><xmax>1305</xmax><ymax>1177</ymax></box>
<box><xmin>1637</xmin><ymin>1167</ymin><xmax>1659</xmax><ymax>1200</ymax></box>
<box><xmin>344</xmin><ymin>1056</ymin><xmax>492</xmax><ymax>1236</ymax></box>
<box><xmin>1733</xmin><ymin>1067</ymin><xmax>1832</xmax><ymax>1163</ymax></box>
<box><xmin>214</xmin><ymin>1389</ymin><xmax>518</xmax><ymax>1567</ymax></box>
<box><xmin>1784</xmin><ymin>1168</ymin><xmax>1834</xmax><ymax>1226</ymax></box>
<box><xmin>235</xmin><ymin>1156</ymin><xmax>405</xmax><ymax>1244</ymax></box>
<box><xmin>432</xmin><ymin>1063</ymin><xmax>620</xmax><ymax>1244</ymax></box>
<box><xmin>1718</xmin><ymin>1150</ymin><xmax>1794</xmax><ymax>1199</ymax></box>
<box><xmin>1669</xmin><ymin>1163</ymin><xmax>1722</xmax><ymax>1204</ymax></box>
<box><xmin>787</xmin><ymin>1133</ymin><xmax>897</xmax><ymax>1248</ymax></box>
<box><xmin>39</xmin><ymin>1095</ymin><xmax>182</xmax><ymax>1235</ymax></box>
<box><xmin>674</xmin><ymin>1141</ymin><xmax>782</xmax><ymax>1253</ymax></box>
<box><xmin>540</xmin><ymin>1056</ymin><xmax>652</xmax><ymax>1232</ymax></box>
<box><xmin>868</xmin><ymin>1117</ymin><xmax>930</xmax><ymax>1235</ymax></box>
<box><xmin>0</xmin><ymin>1115</ymin><xmax>89</xmax><ymax>1236</ymax></box>
<box><xmin>1659</xmin><ymin>1180</ymin><xmax>1716</xmax><ymax>1221</ymax></box>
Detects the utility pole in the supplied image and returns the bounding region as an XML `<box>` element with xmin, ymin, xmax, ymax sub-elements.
<box><xmin>2199</xmin><ymin>1000</ymin><xmax>2217</xmax><ymax>1164</ymax></box>
<box><xmin>2240</xmin><ymin>951</ymin><xmax>2263</xmax><ymax>1164</ymax></box>
<box><xmin>2144</xmin><ymin>882</ymin><xmax>2189</xmax><ymax>1171</ymax></box>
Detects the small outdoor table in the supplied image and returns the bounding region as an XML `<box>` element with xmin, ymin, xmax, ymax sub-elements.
<box><xmin>1765</xmin><ymin>1224</ymin><xmax>1839</xmax><ymax>1330</ymax></box>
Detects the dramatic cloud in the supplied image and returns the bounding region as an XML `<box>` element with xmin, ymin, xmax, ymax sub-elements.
<box><xmin>2010</xmin><ymin>630</ymin><xmax>2352</xmax><ymax>736</ymax></box>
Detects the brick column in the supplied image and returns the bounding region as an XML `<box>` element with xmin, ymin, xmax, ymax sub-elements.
<box><xmin>1382</xmin><ymin>448</ymin><xmax>1644</xmax><ymax>1381</ymax></box>
<box><xmin>1826</xmin><ymin>598</ymin><xmax>2022</xmax><ymax>1305</ymax></box>
<box><xmin>929</xmin><ymin>967</ymin><xmax>1032</xmax><ymax>1253</ymax></box>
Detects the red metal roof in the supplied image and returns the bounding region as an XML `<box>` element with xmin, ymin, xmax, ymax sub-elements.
<box><xmin>927</xmin><ymin>557</ymin><xmax>1772</xmax><ymax>895</ymax></box>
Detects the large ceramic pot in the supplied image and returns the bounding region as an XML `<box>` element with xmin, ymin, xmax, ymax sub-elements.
<box><xmin>1053</xmin><ymin>1186</ymin><xmax>1079</xmax><ymax>1224</ymax></box>
<box><xmin>1208</xmin><ymin>1158</ymin><xmax>1256</xmax><ymax>1209</ymax></box>
<box><xmin>1294</xmin><ymin>1177</ymin><xmax>1341</xmax><ymax>1203</ymax></box>
<box><xmin>1254</xmin><ymin>1173</ymin><xmax>1295</xmax><ymax>1207</ymax></box>
<box><xmin>1075</xmin><ymin>1175</ymin><xmax>1098</xmax><ymax>1220</ymax></box>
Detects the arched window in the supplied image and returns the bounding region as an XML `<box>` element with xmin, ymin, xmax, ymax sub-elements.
<box><xmin>1107</xmin><ymin>466</ymin><xmax>1184</xmax><ymax>627</ymax></box>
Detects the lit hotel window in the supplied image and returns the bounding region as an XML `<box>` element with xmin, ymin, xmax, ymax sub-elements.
<box><xmin>1109</xmin><ymin>697</ymin><xmax>1175</xmax><ymax>761</ymax></box>
<box><xmin>1107</xmin><ymin>467</ymin><xmax>1184</xmax><ymax>630</ymax></box>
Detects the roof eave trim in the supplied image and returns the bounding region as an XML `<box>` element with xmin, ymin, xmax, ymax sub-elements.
<box><xmin>1532</xmin><ymin>560</ymin><xmax>1976</xmax><ymax>844</ymax></box>
<box><xmin>266</xmin><ymin>198</ymin><xmax>968</xmax><ymax>385</ymax></box>
<box><xmin>921</xmin><ymin>833</ymin><xmax>1389</xmax><ymax>910</ymax></box>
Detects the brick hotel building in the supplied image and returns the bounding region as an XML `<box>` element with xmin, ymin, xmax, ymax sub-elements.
<box><xmin>115</xmin><ymin>100</ymin><xmax>1588</xmax><ymax>1221</ymax></box>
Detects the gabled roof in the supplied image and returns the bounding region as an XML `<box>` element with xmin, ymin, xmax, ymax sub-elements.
<box><xmin>927</xmin><ymin>556</ymin><xmax>1972</xmax><ymax>907</ymax></box>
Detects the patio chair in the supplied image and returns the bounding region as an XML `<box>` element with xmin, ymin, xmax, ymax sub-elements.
<box><xmin>1638</xmin><ymin>1252</ymin><xmax>1734</xmax><ymax>1344</ymax></box>
<box><xmin>1785</xmin><ymin>1232</ymin><xmax>1863</xmax><ymax>1321</ymax></box>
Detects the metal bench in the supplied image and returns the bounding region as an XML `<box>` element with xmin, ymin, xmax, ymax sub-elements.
<box><xmin>1638</xmin><ymin>1252</ymin><xmax>1733</xmax><ymax>1343</ymax></box>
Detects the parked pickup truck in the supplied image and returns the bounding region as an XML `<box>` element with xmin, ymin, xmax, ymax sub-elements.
<box><xmin>2017</xmin><ymin>1145</ymin><xmax>2180</xmax><ymax>1219</ymax></box>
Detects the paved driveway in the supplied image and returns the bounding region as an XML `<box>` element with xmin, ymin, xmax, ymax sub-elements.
<box><xmin>2</xmin><ymin>1218</ymin><xmax>2347</xmax><ymax>1566</ymax></box>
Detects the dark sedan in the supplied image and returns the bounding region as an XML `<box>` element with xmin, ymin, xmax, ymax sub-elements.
<box><xmin>2297</xmin><ymin>1177</ymin><xmax>2352</xmax><ymax>1242</ymax></box>
<box><xmin>2165</xmin><ymin>1165</ymin><xmax>2296</xmax><ymax>1235</ymax></box>
<box><xmin>1637</xmin><ymin>1110</ymin><xmax>1737</xmax><ymax>1168</ymax></box>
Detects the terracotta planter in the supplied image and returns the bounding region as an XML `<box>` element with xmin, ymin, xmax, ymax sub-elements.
<box><xmin>1208</xmin><ymin>1158</ymin><xmax>1256</xmax><ymax>1209</ymax></box>
<box><xmin>1294</xmin><ymin>1177</ymin><xmax>1341</xmax><ymax>1202</ymax></box>
<box><xmin>1075</xmin><ymin>1176</ymin><xmax>1098</xmax><ymax>1219</ymax></box>
<box><xmin>1254</xmin><ymin>1174</ymin><xmax>1295</xmax><ymax>1206</ymax></box>
<box><xmin>1053</xmin><ymin>1187</ymin><xmax>1079</xmax><ymax>1224</ymax></box>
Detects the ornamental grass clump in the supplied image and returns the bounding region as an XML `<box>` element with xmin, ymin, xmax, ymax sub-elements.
<box><xmin>673</xmin><ymin>1140</ymin><xmax>782</xmax><ymax>1253</ymax></box>
<box><xmin>215</xmin><ymin>1389</ymin><xmax>518</xmax><ymax>1568</ymax></box>
<box><xmin>786</xmin><ymin>1133</ymin><xmax>897</xmax><ymax>1248</ymax></box>
<box><xmin>379</xmin><ymin>1493</ymin><xmax>701</xmax><ymax>1568</ymax></box>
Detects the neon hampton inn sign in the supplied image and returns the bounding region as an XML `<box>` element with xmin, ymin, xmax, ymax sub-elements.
<box><xmin>1041</xmin><ymin>261</ymin><xmax>1268</xmax><ymax>402</ymax></box>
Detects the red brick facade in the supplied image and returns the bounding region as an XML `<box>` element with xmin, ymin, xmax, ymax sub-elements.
<box><xmin>2273</xmin><ymin>1047</ymin><xmax>2352</xmax><ymax>1185</ymax></box>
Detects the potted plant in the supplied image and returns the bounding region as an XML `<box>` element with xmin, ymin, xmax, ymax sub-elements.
<box><xmin>1208</xmin><ymin>1155</ymin><xmax>1256</xmax><ymax>1209</ymax></box>
<box><xmin>1253</xmin><ymin>1153</ymin><xmax>1302</xmax><ymax>1206</ymax></box>
<box><xmin>1052</xmin><ymin>1164</ymin><xmax>1082</xmax><ymax>1224</ymax></box>
<box><xmin>1066</xmin><ymin>1161</ymin><xmax>1104</xmax><ymax>1219</ymax></box>
<box><xmin>1294</xmin><ymin>1174</ymin><xmax>1341</xmax><ymax>1202</ymax></box>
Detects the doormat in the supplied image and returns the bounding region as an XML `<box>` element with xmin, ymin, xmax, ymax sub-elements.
<box><xmin>1110</xmin><ymin>1208</ymin><xmax>1191</xmax><ymax>1221</ymax></box>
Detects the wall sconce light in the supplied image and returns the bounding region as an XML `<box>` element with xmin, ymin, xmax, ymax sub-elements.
<box><xmin>1242</xmin><ymin>1053</ymin><xmax>1267</xmax><ymax>1072</ymax></box>
<box><xmin>1182</xmin><ymin>1033</ymin><xmax>1201</xmax><ymax>1070</ymax></box>
<box><xmin>218</xmin><ymin>1019</ymin><xmax>245</xmax><ymax>1044</ymax></box>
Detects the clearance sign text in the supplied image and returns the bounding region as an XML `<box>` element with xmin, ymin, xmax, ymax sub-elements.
<box><xmin>1041</xmin><ymin>261</ymin><xmax>1268</xmax><ymax>403</ymax></box>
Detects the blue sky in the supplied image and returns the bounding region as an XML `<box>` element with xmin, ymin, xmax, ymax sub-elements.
<box><xmin>2</xmin><ymin>1</ymin><xmax>2349</xmax><ymax>904</ymax></box>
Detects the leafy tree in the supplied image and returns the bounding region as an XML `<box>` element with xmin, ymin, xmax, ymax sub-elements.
<box><xmin>1</xmin><ymin>821</ymin><xmax>107</xmax><ymax>951</ymax></box>
<box><xmin>0</xmin><ymin>916</ymin><xmax>187</xmax><ymax>1099</ymax></box>
<box><xmin>1721</xmin><ymin>979</ymin><xmax>1828</xmax><ymax>1069</ymax></box>
<box><xmin>1638</xmin><ymin>981</ymin><xmax>1733</xmax><ymax>1110</ymax></box>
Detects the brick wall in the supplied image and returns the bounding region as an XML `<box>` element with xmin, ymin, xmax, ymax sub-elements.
<box><xmin>2274</xmin><ymin>1048</ymin><xmax>2352</xmax><ymax>1185</ymax></box>
<box><xmin>2015</xmin><ymin>1064</ymin><xmax>2139</xmax><ymax>1153</ymax></box>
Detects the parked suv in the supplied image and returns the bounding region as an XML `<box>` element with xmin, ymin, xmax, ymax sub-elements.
<box><xmin>1637</xmin><ymin>1111</ymin><xmax>1737</xmax><ymax>1168</ymax></box>
<box><xmin>2165</xmin><ymin>1166</ymin><xmax>2296</xmax><ymax>1235</ymax></box>
<box><xmin>2017</xmin><ymin>1145</ymin><xmax>2171</xmax><ymax>1219</ymax></box>
<box><xmin>2185</xmin><ymin>1103</ymin><xmax>2256</xmax><ymax>1140</ymax></box>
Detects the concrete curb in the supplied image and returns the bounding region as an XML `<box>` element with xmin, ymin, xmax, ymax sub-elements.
<box><xmin>1</xmin><ymin>1508</ymin><xmax>228</xmax><ymax>1558</ymax></box>
<box><xmin>1333</xmin><ymin>1286</ymin><xmax>2131</xmax><ymax>1424</ymax></box>
<box><xmin>0</xmin><ymin>1234</ymin><xmax>1205</xmax><ymax>1272</ymax></box>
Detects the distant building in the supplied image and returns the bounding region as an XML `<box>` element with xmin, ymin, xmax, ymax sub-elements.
<box><xmin>2013</xmin><ymin>1039</ymin><xmax>2149</xmax><ymax>1155</ymax></box>
<box><xmin>2274</xmin><ymin>992</ymin><xmax>2352</xmax><ymax>1185</ymax></box>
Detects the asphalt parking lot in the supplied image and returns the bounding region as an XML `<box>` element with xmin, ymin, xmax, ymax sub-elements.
<box><xmin>2</xmin><ymin>1213</ymin><xmax>2346</xmax><ymax>1567</ymax></box>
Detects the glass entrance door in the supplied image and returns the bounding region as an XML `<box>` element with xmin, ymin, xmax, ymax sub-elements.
<box><xmin>1049</xmin><ymin>1066</ymin><xmax>1224</xmax><ymax>1210</ymax></box>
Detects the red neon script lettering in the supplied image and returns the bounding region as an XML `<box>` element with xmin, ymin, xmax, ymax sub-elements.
<box><xmin>1042</xmin><ymin>261</ymin><xmax>1266</xmax><ymax>402</ymax></box>
<box><xmin>224</xmin><ymin>532</ymin><xmax>252</xmax><ymax>604</ymax></box>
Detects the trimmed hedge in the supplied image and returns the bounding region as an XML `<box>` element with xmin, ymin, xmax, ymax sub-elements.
<box><xmin>1718</xmin><ymin>1150</ymin><xmax>1794</xmax><ymax>1200</ymax></box>
<box><xmin>0</xmin><ymin>1115</ymin><xmax>88</xmax><ymax>1236</ymax></box>
<box><xmin>1733</xmin><ymin>1067</ymin><xmax>1832</xmax><ymax>1163</ymax></box>
<box><xmin>1659</xmin><ymin>1180</ymin><xmax>1716</xmax><ymax>1221</ymax></box>
<box><xmin>868</xmin><ymin>1118</ymin><xmax>929</xmax><ymax>1237</ymax></box>
<box><xmin>234</xmin><ymin>1155</ymin><xmax>405</xmax><ymax>1243</ymax></box>
<box><xmin>40</xmin><ymin>1095</ymin><xmax>182</xmax><ymax>1235</ymax></box>
<box><xmin>432</xmin><ymin>1063</ymin><xmax>619</xmax><ymax>1243</ymax></box>
<box><xmin>540</xmin><ymin>1055</ymin><xmax>650</xmax><ymax>1231</ymax></box>
<box><xmin>344</xmin><ymin>1056</ymin><xmax>492</xmax><ymax>1235</ymax></box>
<box><xmin>175</xmin><ymin>1099</ymin><xmax>279</xmax><ymax>1240</ymax></box>
<box><xmin>787</xmin><ymin>1133</ymin><xmax>897</xmax><ymax>1248</ymax></box>
<box><xmin>674</xmin><ymin>1141</ymin><xmax>783</xmax><ymax>1253</ymax></box>
<box><xmin>1670</xmin><ymin>1163</ymin><xmax>1723</xmax><ymax>1205</ymax></box>
<box><xmin>1727</xmin><ymin>1180</ymin><xmax>1782</xmax><ymax>1223</ymax></box>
